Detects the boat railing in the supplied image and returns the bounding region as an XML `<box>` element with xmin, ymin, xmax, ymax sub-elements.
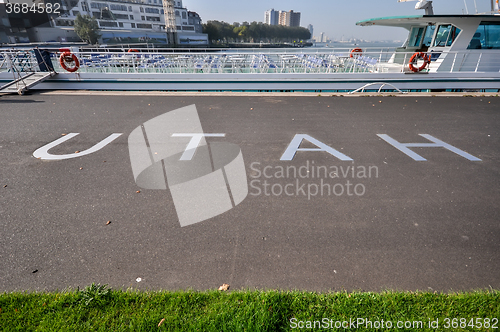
<box><xmin>0</xmin><ymin>50</ymin><xmax>40</xmax><ymax>73</ymax></box>
<box><xmin>1</xmin><ymin>49</ymin><xmax>499</xmax><ymax>75</ymax></box>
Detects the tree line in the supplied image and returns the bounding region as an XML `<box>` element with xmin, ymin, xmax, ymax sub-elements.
<box><xmin>203</xmin><ymin>21</ymin><xmax>311</xmax><ymax>44</ymax></box>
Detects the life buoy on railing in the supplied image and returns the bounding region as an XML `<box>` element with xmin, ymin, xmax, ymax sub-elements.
<box><xmin>350</xmin><ymin>48</ymin><xmax>363</xmax><ymax>58</ymax></box>
<box><xmin>128</xmin><ymin>49</ymin><xmax>139</xmax><ymax>53</ymax></box>
<box><xmin>409</xmin><ymin>52</ymin><xmax>430</xmax><ymax>72</ymax></box>
<box><xmin>59</xmin><ymin>52</ymin><xmax>79</xmax><ymax>73</ymax></box>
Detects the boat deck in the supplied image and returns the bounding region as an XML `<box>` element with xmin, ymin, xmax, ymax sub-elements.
<box><xmin>1</xmin><ymin>48</ymin><xmax>499</xmax><ymax>92</ymax></box>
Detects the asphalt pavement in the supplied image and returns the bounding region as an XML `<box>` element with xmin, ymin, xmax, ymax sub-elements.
<box><xmin>0</xmin><ymin>92</ymin><xmax>498</xmax><ymax>292</ymax></box>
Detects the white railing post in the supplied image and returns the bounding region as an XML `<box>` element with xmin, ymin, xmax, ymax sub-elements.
<box><xmin>451</xmin><ymin>52</ymin><xmax>457</xmax><ymax>72</ymax></box>
<box><xmin>475</xmin><ymin>53</ymin><xmax>482</xmax><ymax>72</ymax></box>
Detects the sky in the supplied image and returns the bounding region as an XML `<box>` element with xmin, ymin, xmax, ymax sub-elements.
<box><xmin>182</xmin><ymin>0</ymin><xmax>494</xmax><ymax>41</ymax></box>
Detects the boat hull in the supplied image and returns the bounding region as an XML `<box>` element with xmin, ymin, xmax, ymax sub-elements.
<box><xmin>1</xmin><ymin>72</ymin><xmax>499</xmax><ymax>92</ymax></box>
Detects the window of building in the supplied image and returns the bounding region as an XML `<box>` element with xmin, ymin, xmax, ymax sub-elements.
<box><xmin>467</xmin><ymin>21</ymin><xmax>500</xmax><ymax>49</ymax></box>
<box><xmin>128</xmin><ymin>6</ymin><xmax>132</xmax><ymax>11</ymax></box>
<box><xmin>140</xmin><ymin>7</ymin><xmax>144</xmax><ymax>12</ymax></box>
<box><xmin>56</xmin><ymin>19</ymin><xmax>72</xmax><ymax>26</ymax></box>
<box><xmin>131</xmin><ymin>23</ymin><xmax>136</xmax><ymax>28</ymax></box>
<box><xmin>119</xmin><ymin>22</ymin><xmax>123</xmax><ymax>27</ymax></box>
<box><xmin>175</xmin><ymin>10</ymin><xmax>179</xmax><ymax>16</ymax></box>
<box><xmin>110</xmin><ymin>4</ymin><xmax>127</xmax><ymax>11</ymax></box>
<box><xmin>182</xmin><ymin>12</ymin><xmax>186</xmax><ymax>19</ymax></box>
<box><xmin>91</xmin><ymin>2</ymin><xmax>107</xmax><ymax>9</ymax></box>
<box><xmin>137</xmin><ymin>23</ymin><xmax>152</xmax><ymax>29</ymax></box>
<box><xmin>99</xmin><ymin>20</ymin><xmax>118</xmax><ymax>27</ymax></box>
<box><xmin>114</xmin><ymin>13</ymin><xmax>129</xmax><ymax>20</ymax></box>
<box><xmin>130</xmin><ymin>15</ymin><xmax>134</xmax><ymax>19</ymax></box>
<box><xmin>141</xmin><ymin>15</ymin><xmax>145</xmax><ymax>20</ymax></box>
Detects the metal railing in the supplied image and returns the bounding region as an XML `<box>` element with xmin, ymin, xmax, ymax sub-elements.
<box><xmin>0</xmin><ymin>50</ymin><xmax>38</xmax><ymax>93</ymax></box>
<box><xmin>1</xmin><ymin>48</ymin><xmax>499</xmax><ymax>75</ymax></box>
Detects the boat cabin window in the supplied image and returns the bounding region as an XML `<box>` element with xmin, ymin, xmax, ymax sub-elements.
<box><xmin>467</xmin><ymin>22</ymin><xmax>500</xmax><ymax>49</ymax></box>
<box><xmin>433</xmin><ymin>24</ymin><xmax>461</xmax><ymax>47</ymax></box>
<box><xmin>406</xmin><ymin>25</ymin><xmax>434</xmax><ymax>49</ymax></box>
<box><xmin>422</xmin><ymin>25</ymin><xmax>435</xmax><ymax>46</ymax></box>
<box><xmin>408</xmin><ymin>27</ymin><xmax>425</xmax><ymax>47</ymax></box>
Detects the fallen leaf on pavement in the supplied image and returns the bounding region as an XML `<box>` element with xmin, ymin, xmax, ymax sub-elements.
<box><xmin>218</xmin><ymin>283</ymin><xmax>230</xmax><ymax>291</ymax></box>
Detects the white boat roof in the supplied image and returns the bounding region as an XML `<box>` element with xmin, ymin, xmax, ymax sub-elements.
<box><xmin>356</xmin><ymin>14</ymin><xmax>500</xmax><ymax>29</ymax></box>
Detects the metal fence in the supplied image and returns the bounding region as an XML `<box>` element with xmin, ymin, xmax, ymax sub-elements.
<box><xmin>1</xmin><ymin>48</ymin><xmax>499</xmax><ymax>75</ymax></box>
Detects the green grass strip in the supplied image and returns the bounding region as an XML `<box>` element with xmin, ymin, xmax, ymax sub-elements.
<box><xmin>0</xmin><ymin>285</ymin><xmax>498</xmax><ymax>331</ymax></box>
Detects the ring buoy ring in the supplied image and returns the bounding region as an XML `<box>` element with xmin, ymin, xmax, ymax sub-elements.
<box><xmin>350</xmin><ymin>48</ymin><xmax>363</xmax><ymax>58</ymax></box>
<box><xmin>128</xmin><ymin>49</ymin><xmax>139</xmax><ymax>53</ymax></box>
<box><xmin>59</xmin><ymin>52</ymin><xmax>79</xmax><ymax>73</ymax></box>
<box><xmin>409</xmin><ymin>52</ymin><xmax>430</xmax><ymax>72</ymax></box>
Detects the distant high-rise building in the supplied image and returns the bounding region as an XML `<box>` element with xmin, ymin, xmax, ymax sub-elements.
<box><xmin>313</xmin><ymin>32</ymin><xmax>330</xmax><ymax>43</ymax></box>
<box><xmin>278</xmin><ymin>10</ymin><xmax>301</xmax><ymax>27</ymax></box>
<box><xmin>289</xmin><ymin>11</ymin><xmax>301</xmax><ymax>27</ymax></box>
<box><xmin>264</xmin><ymin>8</ymin><xmax>279</xmax><ymax>25</ymax></box>
<box><xmin>307</xmin><ymin>24</ymin><xmax>313</xmax><ymax>38</ymax></box>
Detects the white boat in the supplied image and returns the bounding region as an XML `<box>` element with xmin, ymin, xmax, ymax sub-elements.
<box><xmin>1</xmin><ymin>0</ymin><xmax>499</xmax><ymax>93</ymax></box>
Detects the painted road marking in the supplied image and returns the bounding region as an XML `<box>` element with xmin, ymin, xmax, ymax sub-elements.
<box><xmin>171</xmin><ymin>133</ymin><xmax>226</xmax><ymax>160</ymax></box>
<box><xmin>32</xmin><ymin>133</ymin><xmax>481</xmax><ymax>162</ymax></box>
<box><xmin>377</xmin><ymin>134</ymin><xmax>481</xmax><ymax>161</ymax></box>
<box><xmin>280</xmin><ymin>134</ymin><xmax>353</xmax><ymax>161</ymax></box>
<box><xmin>33</xmin><ymin>133</ymin><xmax>123</xmax><ymax>160</ymax></box>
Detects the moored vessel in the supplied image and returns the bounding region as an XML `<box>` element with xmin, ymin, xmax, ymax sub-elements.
<box><xmin>1</xmin><ymin>0</ymin><xmax>499</xmax><ymax>93</ymax></box>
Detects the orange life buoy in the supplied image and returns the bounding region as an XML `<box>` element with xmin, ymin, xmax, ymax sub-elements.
<box><xmin>409</xmin><ymin>52</ymin><xmax>430</xmax><ymax>72</ymax></box>
<box><xmin>128</xmin><ymin>49</ymin><xmax>139</xmax><ymax>53</ymax></box>
<box><xmin>350</xmin><ymin>48</ymin><xmax>363</xmax><ymax>58</ymax></box>
<box><xmin>59</xmin><ymin>52</ymin><xmax>79</xmax><ymax>73</ymax></box>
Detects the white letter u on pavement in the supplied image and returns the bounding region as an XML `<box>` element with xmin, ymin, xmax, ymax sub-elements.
<box><xmin>33</xmin><ymin>133</ymin><xmax>122</xmax><ymax>160</ymax></box>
